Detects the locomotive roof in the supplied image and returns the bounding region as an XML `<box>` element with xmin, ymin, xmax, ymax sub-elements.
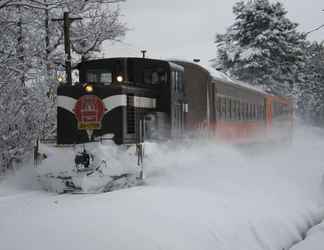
<box><xmin>78</xmin><ymin>57</ymin><xmax>183</xmax><ymax>71</ymax></box>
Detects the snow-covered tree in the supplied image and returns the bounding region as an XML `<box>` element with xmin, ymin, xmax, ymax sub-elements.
<box><xmin>0</xmin><ymin>5</ymin><xmax>49</xmax><ymax>173</ymax></box>
<box><xmin>213</xmin><ymin>0</ymin><xmax>306</xmax><ymax>95</ymax></box>
<box><xmin>295</xmin><ymin>42</ymin><xmax>324</xmax><ymax>125</ymax></box>
<box><xmin>71</xmin><ymin>4</ymin><xmax>127</xmax><ymax>60</ymax></box>
<box><xmin>0</xmin><ymin>0</ymin><xmax>127</xmax><ymax>173</ymax></box>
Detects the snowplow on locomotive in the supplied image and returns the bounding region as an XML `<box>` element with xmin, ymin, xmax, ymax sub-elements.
<box><xmin>37</xmin><ymin>57</ymin><xmax>293</xmax><ymax>194</ymax></box>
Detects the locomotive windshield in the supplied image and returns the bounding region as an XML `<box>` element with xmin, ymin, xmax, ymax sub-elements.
<box><xmin>86</xmin><ymin>70</ymin><xmax>112</xmax><ymax>85</ymax></box>
<box><xmin>79</xmin><ymin>58</ymin><xmax>171</xmax><ymax>87</ymax></box>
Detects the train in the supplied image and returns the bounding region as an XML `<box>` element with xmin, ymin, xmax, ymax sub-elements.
<box><xmin>57</xmin><ymin>57</ymin><xmax>293</xmax><ymax>146</ymax></box>
<box><xmin>46</xmin><ymin>57</ymin><xmax>293</xmax><ymax>193</ymax></box>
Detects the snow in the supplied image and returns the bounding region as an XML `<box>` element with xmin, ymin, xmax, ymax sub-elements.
<box><xmin>203</xmin><ymin>64</ymin><xmax>233</xmax><ymax>81</ymax></box>
<box><xmin>0</xmin><ymin>126</ymin><xmax>324</xmax><ymax>250</ymax></box>
<box><xmin>167</xmin><ymin>58</ymin><xmax>232</xmax><ymax>81</ymax></box>
<box><xmin>239</xmin><ymin>47</ymin><xmax>263</xmax><ymax>60</ymax></box>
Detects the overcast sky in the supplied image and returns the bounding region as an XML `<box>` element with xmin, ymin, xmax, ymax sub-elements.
<box><xmin>104</xmin><ymin>0</ymin><xmax>324</xmax><ymax>66</ymax></box>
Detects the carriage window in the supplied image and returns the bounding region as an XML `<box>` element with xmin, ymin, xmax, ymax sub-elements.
<box><xmin>226</xmin><ymin>98</ymin><xmax>230</xmax><ymax>120</ymax></box>
<box><xmin>216</xmin><ymin>97</ymin><xmax>221</xmax><ymax>118</ymax></box>
<box><xmin>243</xmin><ymin>103</ymin><xmax>247</xmax><ymax>120</ymax></box>
<box><xmin>256</xmin><ymin>105</ymin><xmax>259</xmax><ymax>120</ymax></box>
<box><xmin>178</xmin><ymin>72</ymin><xmax>184</xmax><ymax>92</ymax></box>
<box><xmin>221</xmin><ymin>97</ymin><xmax>226</xmax><ymax>119</ymax></box>
<box><xmin>173</xmin><ymin>71</ymin><xmax>184</xmax><ymax>92</ymax></box>
<box><xmin>228</xmin><ymin>99</ymin><xmax>232</xmax><ymax>120</ymax></box>
<box><xmin>240</xmin><ymin>102</ymin><xmax>244</xmax><ymax>120</ymax></box>
<box><xmin>253</xmin><ymin>104</ymin><xmax>256</xmax><ymax>120</ymax></box>
<box><xmin>232</xmin><ymin>100</ymin><xmax>235</xmax><ymax>120</ymax></box>
<box><xmin>234</xmin><ymin>101</ymin><xmax>239</xmax><ymax>120</ymax></box>
<box><xmin>224</xmin><ymin>98</ymin><xmax>227</xmax><ymax>119</ymax></box>
<box><xmin>219</xmin><ymin>98</ymin><xmax>223</xmax><ymax>118</ymax></box>
<box><xmin>231</xmin><ymin>99</ymin><xmax>235</xmax><ymax>120</ymax></box>
<box><xmin>239</xmin><ymin>101</ymin><xmax>243</xmax><ymax>120</ymax></box>
<box><xmin>235</xmin><ymin>101</ymin><xmax>239</xmax><ymax>120</ymax></box>
<box><xmin>245</xmin><ymin>103</ymin><xmax>248</xmax><ymax>120</ymax></box>
<box><xmin>232</xmin><ymin>99</ymin><xmax>235</xmax><ymax>120</ymax></box>
<box><xmin>249</xmin><ymin>104</ymin><xmax>252</xmax><ymax>120</ymax></box>
<box><xmin>243</xmin><ymin>103</ymin><xmax>246</xmax><ymax>120</ymax></box>
<box><xmin>174</xmin><ymin>71</ymin><xmax>179</xmax><ymax>91</ymax></box>
<box><xmin>261</xmin><ymin>105</ymin><xmax>264</xmax><ymax>120</ymax></box>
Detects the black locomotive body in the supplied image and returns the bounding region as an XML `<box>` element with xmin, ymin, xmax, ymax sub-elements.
<box><xmin>57</xmin><ymin>58</ymin><xmax>186</xmax><ymax>145</ymax></box>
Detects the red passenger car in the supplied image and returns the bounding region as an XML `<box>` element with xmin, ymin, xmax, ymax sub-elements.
<box><xmin>172</xmin><ymin>60</ymin><xmax>293</xmax><ymax>144</ymax></box>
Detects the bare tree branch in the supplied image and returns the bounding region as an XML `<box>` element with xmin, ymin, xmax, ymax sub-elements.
<box><xmin>306</xmin><ymin>24</ymin><xmax>324</xmax><ymax>36</ymax></box>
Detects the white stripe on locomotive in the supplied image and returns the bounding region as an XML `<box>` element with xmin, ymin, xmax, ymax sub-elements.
<box><xmin>102</xmin><ymin>94</ymin><xmax>127</xmax><ymax>112</ymax></box>
<box><xmin>57</xmin><ymin>96</ymin><xmax>77</xmax><ymax>113</ymax></box>
<box><xmin>129</xmin><ymin>96</ymin><xmax>156</xmax><ymax>109</ymax></box>
<box><xmin>58</xmin><ymin>94</ymin><xmax>156</xmax><ymax>114</ymax></box>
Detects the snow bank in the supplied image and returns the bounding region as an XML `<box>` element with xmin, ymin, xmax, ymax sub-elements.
<box><xmin>0</xmin><ymin>125</ymin><xmax>324</xmax><ymax>250</ymax></box>
<box><xmin>0</xmin><ymin>161</ymin><xmax>41</xmax><ymax>197</ymax></box>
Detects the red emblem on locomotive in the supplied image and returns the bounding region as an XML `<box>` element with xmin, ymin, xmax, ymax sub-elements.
<box><xmin>73</xmin><ymin>95</ymin><xmax>107</xmax><ymax>130</ymax></box>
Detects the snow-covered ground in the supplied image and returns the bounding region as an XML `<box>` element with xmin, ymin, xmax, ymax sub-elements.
<box><xmin>0</xmin><ymin>126</ymin><xmax>324</xmax><ymax>250</ymax></box>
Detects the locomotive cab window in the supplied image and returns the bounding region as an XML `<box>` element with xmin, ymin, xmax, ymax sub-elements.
<box><xmin>86</xmin><ymin>70</ymin><xmax>112</xmax><ymax>85</ymax></box>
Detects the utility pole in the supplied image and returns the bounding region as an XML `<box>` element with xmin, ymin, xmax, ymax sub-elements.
<box><xmin>52</xmin><ymin>12</ymin><xmax>82</xmax><ymax>85</ymax></box>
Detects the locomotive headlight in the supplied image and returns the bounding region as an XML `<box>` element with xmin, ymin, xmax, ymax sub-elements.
<box><xmin>84</xmin><ymin>84</ymin><xmax>94</xmax><ymax>93</ymax></box>
<box><xmin>116</xmin><ymin>75</ymin><xmax>123</xmax><ymax>83</ymax></box>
